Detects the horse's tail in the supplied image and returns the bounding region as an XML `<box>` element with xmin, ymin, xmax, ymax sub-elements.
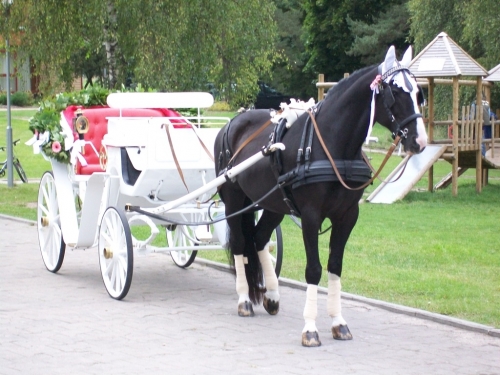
<box><xmin>227</xmin><ymin>208</ymin><xmax>265</xmax><ymax>305</ymax></box>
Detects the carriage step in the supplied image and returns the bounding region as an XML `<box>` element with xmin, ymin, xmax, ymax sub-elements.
<box><xmin>195</xmin><ymin>225</ymin><xmax>213</xmax><ymax>242</ymax></box>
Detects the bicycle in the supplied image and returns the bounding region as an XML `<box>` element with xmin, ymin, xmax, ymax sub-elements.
<box><xmin>0</xmin><ymin>139</ymin><xmax>28</xmax><ymax>183</ymax></box>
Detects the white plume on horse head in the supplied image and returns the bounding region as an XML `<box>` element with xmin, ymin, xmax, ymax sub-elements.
<box><xmin>400</xmin><ymin>46</ymin><xmax>412</xmax><ymax>67</ymax></box>
<box><xmin>380</xmin><ymin>45</ymin><xmax>412</xmax><ymax>75</ymax></box>
<box><xmin>381</xmin><ymin>45</ymin><xmax>397</xmax><ymax>75</ymax></box>
<box><xmin>379</xmin><ymin>45</ymin><xmax>416</xmax><ymax>95</ymax></box>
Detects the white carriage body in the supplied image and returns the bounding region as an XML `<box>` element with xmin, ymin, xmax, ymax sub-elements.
<box><xmin>103</xmin><ymin>117</ymin><xmax>219</xmax><ymax>204</ymax></box>
<box><xmin>36</xmin><ymin>92</ymin><xmax>284</xmax><ymax>299</ymax></box>
<box><xmin>49</xmin><ymin>92</ymin><xmax>231</xmax><ymax>251</ymax></box>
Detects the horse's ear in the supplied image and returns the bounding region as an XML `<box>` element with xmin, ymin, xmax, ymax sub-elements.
<box><xmin>400</xmin><ymin>46</ymin><xmax>412</xmax><ymax>67</ymax></box>
<box><xmin>380</xmin><ymin>46</ymin><xmax>397</xmax><ymax>75</ymax></box>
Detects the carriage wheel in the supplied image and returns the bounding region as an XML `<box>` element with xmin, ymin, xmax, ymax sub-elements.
<box><xmin>166</xmin><ymin>224</ymin><xmax>198</xmax><ymax>268</ymax></box>
<box><xmin>98</xmin><ymin>207</ymin><xmax>133</xmax><ymax>300</ymax></box>
<box><xmin>37</xmin><ymin>171</ymin><xmax>66</xmax><ymax>272</ymax></box>
<box><xmin>269</xmin><ymin>225</ymin><xmax>283</xmax><ymax>277</ymax></box>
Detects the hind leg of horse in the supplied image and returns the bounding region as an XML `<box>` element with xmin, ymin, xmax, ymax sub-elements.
<box><xmin>300</xmin><ymin>214</ymin><xmax>323</xmax><ymax>347</ymax></box>
<box><xmin>327</xmin><ymin>207</ymin><xmax>359</xmax><ymax>341</ymax></box>
<box><xmin>255</xmin><ymin>210</ymin><xmax>284</xmax><ymax>315</ymax></box>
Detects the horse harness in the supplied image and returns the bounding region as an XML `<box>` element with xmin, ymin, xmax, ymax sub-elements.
<box><xmin>218</xmin><ymin>68</ymin><xmax>423</xmax><ymax>217</ymax></box>
<box><xmin>269</xmin><ymin>103</ymin><xmax>372</xmax><ymax>217</ymax></box>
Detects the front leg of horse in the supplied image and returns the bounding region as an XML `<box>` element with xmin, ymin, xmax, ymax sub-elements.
<box><xmin>302</xmin><ymin>284</ymin><xmax>321</xmax><ymax>347</ymax></box>
<box><xmin>234</xmin><ymin>254</ymin><xmax>254</xmax><ymax>317</ymax></box>
<box><xmin>258</xmin><ymin>245</ymin><xmax>279</xmax><ymax>315</ymax></box>
<box><xmin>328</xmin><ymin>273</ymin><xmax>352</xmax><ymax>340</ymax></box>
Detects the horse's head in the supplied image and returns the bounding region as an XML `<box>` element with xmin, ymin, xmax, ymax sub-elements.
<box><xmin>374</xmin><ymin>46</ymin><xmax>427</xmax><ymax>155</ymax></box>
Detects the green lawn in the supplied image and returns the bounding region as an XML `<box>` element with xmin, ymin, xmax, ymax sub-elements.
<box><xmin>1</xmin><ymin>107</ymin><xmax>499</xmax><ymax>328</ymax></box>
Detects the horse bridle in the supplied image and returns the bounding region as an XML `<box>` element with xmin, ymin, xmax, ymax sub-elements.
<box><xmin>307</xmin><ymin>68</ymin><xmax>423</xmax><ymax>191</ymax></box>
<box><xmin>379</xmin><ymin>67</ymin><xmax>423</xmax><ymax>140</ymax></box>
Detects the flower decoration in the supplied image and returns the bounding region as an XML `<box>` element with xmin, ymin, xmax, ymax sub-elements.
<box><xmin>28</xmin><ymin>86</ymin><xmax>110</xmax><ymax>164</ymax></box>
<box><xmin>51</xmin><ymin>141</ymin><xmax>62</xmax><ymax>153</ymax></box>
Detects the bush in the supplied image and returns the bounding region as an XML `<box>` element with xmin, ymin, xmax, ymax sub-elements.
<box><xmin>0</xmin><ymin>91</ymin><xmax>34</xmax><ymax>106</ymax></box>
<box><xmin>210</xmin><ymin>101</ymin><xmax>231</xmax><ymax>111</ymax></box>
<box><xmin>11</xmin><ymin>91</ymin><xmax>34</xmax><ymax>106</ymax></box>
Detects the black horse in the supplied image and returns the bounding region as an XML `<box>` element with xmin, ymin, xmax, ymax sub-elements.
<box><xmin>214</xmin><ymin>46</ymin><xmax>427</xmax><ymax>347</ymax></box>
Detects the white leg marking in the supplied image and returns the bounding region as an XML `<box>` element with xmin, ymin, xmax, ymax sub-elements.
<box><xmin>234</xmin><ymin>254</ymin><xmax>250</xmax><ymax>304</ymax></box>
<box><xmin>303</xmin><ymin>284</ymin><xmax>318</xmax><ymax>333</ymax></box>
<box><xmin>328</xmin><ymin>273</ymin><xmax>347</xmax><ymax>326</ymax></box>
<box><xmin>258</xmin><ymin>245</ymin><xmax>280</xmax><ymax>301</ymax></box>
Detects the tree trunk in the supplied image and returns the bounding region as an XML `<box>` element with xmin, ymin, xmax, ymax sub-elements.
<box><xmin>103</xmin><ymin>0</ymin><xmax>118</xmax><ymax>89</ymax></box>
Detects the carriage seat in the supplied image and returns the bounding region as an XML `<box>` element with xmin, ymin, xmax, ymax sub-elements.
<box><xmin>62</xmin><ymin>106</ymin><xmax>187</xmax><ymax>175</ymax></box>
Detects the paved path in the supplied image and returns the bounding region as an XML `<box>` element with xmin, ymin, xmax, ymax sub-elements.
<box><xmin>1</xmin><ymin>216</ymin><xmax>499</xmax><ymax>375</ymax></box>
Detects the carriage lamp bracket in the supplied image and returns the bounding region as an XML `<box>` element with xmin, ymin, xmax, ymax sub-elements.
<box><xmin>73</xmin><ymin>109</ymin><xmax>90</xmax><ymax>155</ymax></box>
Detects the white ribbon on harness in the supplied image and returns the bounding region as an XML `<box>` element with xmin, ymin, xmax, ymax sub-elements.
<box><xmin>366</xmin><ymin>75</ymin><xmax>381</xmax><ymax>144</ymax></box>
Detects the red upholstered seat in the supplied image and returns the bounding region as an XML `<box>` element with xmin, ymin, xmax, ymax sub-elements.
<box><xmin>62</xmin><ymin>106</ymin><xmax>187</xmax><ymax>175</ymax></box>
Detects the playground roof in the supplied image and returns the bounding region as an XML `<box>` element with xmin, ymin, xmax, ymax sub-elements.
<box><xmin>409</xmin><ymin>32</ymin><xmax>487</xmax><ymax>77</ymax></box>
<box><xmin>484</xmin><ymin>63</ymin><xmax>500</xmax><ymax>82</ymax></box>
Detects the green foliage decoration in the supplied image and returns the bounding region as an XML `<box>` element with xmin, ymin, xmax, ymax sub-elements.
<box><xmin>28</xmin><ymin>85</ymin><xmax>121</xmax><ymax>164</ymax></box>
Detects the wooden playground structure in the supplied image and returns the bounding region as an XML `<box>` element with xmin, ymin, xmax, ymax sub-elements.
<box><xmin>317</xmin><ymin>32</ymin><xmax>500</xmax><ymax>197</ymax></box>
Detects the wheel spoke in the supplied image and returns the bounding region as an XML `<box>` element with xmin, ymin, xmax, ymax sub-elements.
<box><xmin>104</xmin><ymin>259</ymin><xmax>113</xmax><ymax>278</ymax></box>
<box><xmin>39</xmin><ymin>203</ymin><xmax>50</xmax><ymax>217</ymax></box>
<box><xmin>110</xmin><ymin>262</ymin><xmax>116</xmax><ymax>289</ymax></box>
<box><xmin>101</xmin><ymin>231</ymin><xmax>113</xmax><ymax>246</ymax></box>
<box><xmin>41</xmin><ymin>184</ymin><xmax>50</xmax><ymax>208</ymax></box>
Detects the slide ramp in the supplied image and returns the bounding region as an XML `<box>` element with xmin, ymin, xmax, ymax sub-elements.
<box><xmin>366</xmin><ymin>145</ymin><xmax>447</xmax><ymax>204</ymax></box>
<box><xmin>484</xmin><ymin>146</ymin><xmax>500</xmax><ymax>168</ymax></box>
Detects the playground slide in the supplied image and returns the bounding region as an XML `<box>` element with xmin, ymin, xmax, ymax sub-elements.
<box><xmin>366</xmin><ymin>145</ymin><xmax>447</xmax><ymax>204</ymax></box>
<box><xmin>484</xmin><ymin>146</ymin><xmax>500</xmax><ymax>168</ymax></box>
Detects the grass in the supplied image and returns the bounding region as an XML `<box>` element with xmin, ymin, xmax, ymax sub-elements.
<box><xmin>1</xmin><ymin>107</ymin><xmax>499</xmax><ymax>328</ymax></box>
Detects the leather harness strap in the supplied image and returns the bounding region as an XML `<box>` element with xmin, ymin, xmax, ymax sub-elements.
<box><xmin>307</xmin><ymin>110</ymin><xmax>403</xmax><ymax>191</ymax></box>
<box><xmin>227</xmin><ymin>119</ymin><xmax>273</xmax><ymax>167</ymax></box>
<box><xmin>163</xmin><ymin>123</ymin><xmax>190</xmax><ymax>193</ymax></box>
<box><xmin>187</xmin><ymin>122</ymin><xmax>215</xmax><ymax>162</ymax></box>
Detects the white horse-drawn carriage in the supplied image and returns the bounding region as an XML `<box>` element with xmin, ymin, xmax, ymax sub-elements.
<box><xmin>36</xmin><ymin>92</ymin><xmax>283</xmax><ymax>299</ymax></box>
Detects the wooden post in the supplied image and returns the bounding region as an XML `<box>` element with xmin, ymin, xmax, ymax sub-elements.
<box><xmin>485</xmin><ymin>82</ymin><xmax>491</xmax><ymax>104</ymax></box>
<box><xmin>318</xmin><ymin>74</ymin><xmax>324</xmax><ymax>102</ymax></box>
<box><xmin>452</xmin><ymin>77</ymin><xmax>459</xmax><ymax>196</ymax></box>
<box><xmin>427</xmin><ymin>78</ymin><xmax>435</xmax><ymax>192</ymax></box>
<box><xmin>476</xmin><ymin>77</ymin><xmax>482</xmax><ymax>192</ymax></box>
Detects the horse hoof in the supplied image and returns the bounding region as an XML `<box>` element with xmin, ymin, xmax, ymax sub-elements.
<box><xmin>332</xmin><ymin>324</ymin><xmax>353</xmax><ymax>340</ymax></box>
<box><xmin>238</xmin><ymin>301</ymin><xmax>254</xmax><ymax>317</ymax></box>
<box><xmin>302</xmin><ymin>331</ymin><xmax>321</xmax><ymax>347</ymax></box>
<box><xmin>263</xmin><ymin>296</ymin><xmax>279</xmax><ymax>315</ymax></box>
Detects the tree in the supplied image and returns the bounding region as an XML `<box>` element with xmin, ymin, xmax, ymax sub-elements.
<box><xmin>3</xmin><ymin>0</ymin><xmax>278</xmax><ymax>106</ymax></box>
<box><xmin>301</xmin><ymin>0</ymin><xmax>403</xmax><ymax>83</ymax></box>
<box><xmin>408</xmin><ymin>0</ymin><xmax>500</xmax><ymax>111</ymax></box>
<box><xmin>408</xmin><ymin>0</ymin><xmax>468</xmax><ymax>51</ymax></box>
<box><xmin>268</xmin><ymin>0</ymin><xmax>313</xmax><ymax>100</ymax></box>
<box><xmin>347</xmin><ymin>2</ymin><xmax>411</xmax><ymax>66</ymax></box>
<box><xmin>462</xmin><ymin>0</ymin><xmax>500</xmax><ymax>69</ymax></box>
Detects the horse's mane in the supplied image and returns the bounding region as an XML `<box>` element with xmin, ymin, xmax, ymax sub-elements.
<box><xmin>324</xmin><ymin>65</ymin><xmax>377</xmax><ymax>103</ymax></box>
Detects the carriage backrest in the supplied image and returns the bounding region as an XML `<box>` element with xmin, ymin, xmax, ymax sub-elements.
<box><xmin>62</xmin><ymin>106</ymin><xmax>186</xmax><ymax>175</ymax></box>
